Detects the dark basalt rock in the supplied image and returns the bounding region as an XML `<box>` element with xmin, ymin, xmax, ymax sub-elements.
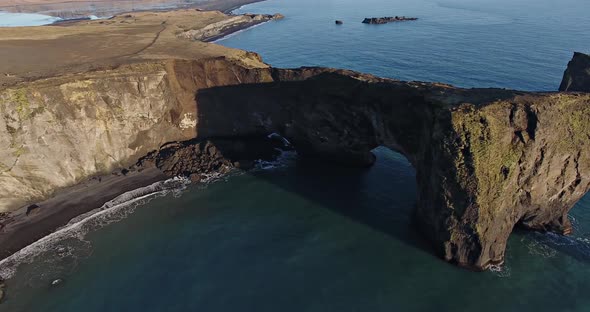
<box><xmin>136</xmin><ymin>136</ymin><xmax>287</xmax><ymax>179</ymax></box>
<box><xmin>190</xmin><ymin>61</ymin><xmax>590</xmax><ymax>270</ymax></box>
<box><xmin>559</xmin><ymin>52</ymin><xmax>590</xmax><ymax>92</ymax></box>
<box><xmin>3</xmin><ymin>57</ymin><xmax>587</xmax><ymax>272</ymax></box>
<box><xmin>25</xmin><ymin>204</ymin><xmax>40</xmax><ymax>216</ymax></box>
<box><xmin>362</xmin><ymin>16</ymin><xmax>418</xmax><ymax>24</ymax></box>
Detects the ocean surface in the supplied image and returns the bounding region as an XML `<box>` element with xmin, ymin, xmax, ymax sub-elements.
<box><xmin>2</xmin><ymin>0</ymin><xmax>590</xmax><ymax>311</ymax></box>
<box><xmin>0</xmin><ymin>12</ymin><xmax>61</xmax><ymax>27</ymax></box>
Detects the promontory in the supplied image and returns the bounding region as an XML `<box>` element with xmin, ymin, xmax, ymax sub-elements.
<box><xmin>0</xmin><ymin>10</ymin><xmax>589</xmax><ymax>272</ymax></box>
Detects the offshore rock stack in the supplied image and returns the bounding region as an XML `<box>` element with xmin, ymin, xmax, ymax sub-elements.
<box><xmin>362</xmin><ymin>16</ymin><xmax>418</xmax><ymax>24</ymax></box>
<box><xmin>559</xmin><ymin>52</ymin><xmax>590</xmax><ymax>92</ymax></box>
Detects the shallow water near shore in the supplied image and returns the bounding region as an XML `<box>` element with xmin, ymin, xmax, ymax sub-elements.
<box><xmin>3</xmin><ymin>148</ymin><xmax>590</xmax><ymax>311</ymax></box>
<box><xmin>3</xmin><ymin>0</ymin><xmax>590</xmax><ymax>311</ymax></box>
<box><xmin>0</xmin><ymin>12</ymin><xmax>61</xmax><ymax>27</ymax></box>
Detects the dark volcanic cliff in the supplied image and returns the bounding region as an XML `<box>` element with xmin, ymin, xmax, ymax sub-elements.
<box><xmin>1</xmin><ymin>57</ymin><xmax>590</xmax><ymax>270</ymax></box>
<box><xmin>196</xmin><ymin>66</ymin><xmax>590</xmax><ymax>269</ymax></box>
<box><xmin>560</xmin><ymin>52</ymin><xmax>590</xmax><ymax>92</ymax></box>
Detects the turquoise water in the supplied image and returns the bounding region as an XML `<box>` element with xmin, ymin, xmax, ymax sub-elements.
<box><xmin>3</xmin><ymin>0</ymin><xmax>590</xmax><ymax>311</ymax></box>
<box><xmin>0</xmin><ymin>12</ymin><xmax>61</xmax><ymax>27</ymax></box>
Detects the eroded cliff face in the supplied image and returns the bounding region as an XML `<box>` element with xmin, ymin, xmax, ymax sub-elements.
<box><xmin>194</xmin><ymin>69</ymin><xmax>590</xmax><ymax>269</ymax></box>
<box><xmin>1</xmin><ymin>56</ymin><xmax>589</xmax><ymax>270</ymax></box>
<box><xmin>177</xmin><ymin>13</ymin><xmax>285</xmax><ymax>42</ymax></box>
<box><xmin>0</xmin><ymin>57</ymin><xmax>275</xmax><ymax>212</ymax></box>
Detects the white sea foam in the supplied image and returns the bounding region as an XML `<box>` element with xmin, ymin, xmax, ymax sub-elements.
<box><xmin>0</xmin><ymin>134</ymin><xmax>296</xmax><ymax>280</ymax></box>
<box><xmin>255</xmin><ymin>150</ymin><xmax>297</xmax><ymax>171</ymax></box>
<box><xmin>268</xmin><ymin>133</ymin><xmax>292</xmax><ymax>147</ymax></box>
<box><xmin>212</xmin><ymin>21</ymin><xmax>270</xmax><ymax>43</ymax></box>
<box><xmin>524</xmin><ymin>238</ymin><xmax>558</xmax><ymax>258</ymax></box>
<box><xmin>519</xmin><ymin>229</ymin><xmax>590</xmax><ymax>264</ymax></box>
<box><xmin>489</xmin><ymin>263</ymin><xmax>511</xmax><ymax>278</ymax></box>
<box><xmin>254</xmin><ymin>133</ymin><xmax>297</xmax><ymax>170</ymax></box>
<box><xmin>0</xmin><ymin>177</ymin><xmax>190</xmax><ymax>280</ymax></box>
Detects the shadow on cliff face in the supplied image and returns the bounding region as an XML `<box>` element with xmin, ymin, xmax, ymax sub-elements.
<box><xmin>190</xmin><ymin>74</ymin><xmax>522</xmax><ymax>268</ymax></box>
<box><xmin>247</xmin><ymin>147</ymin><xmax>435</xmax><ymax>257</ymax></box>
<box><xmin>193</xmin><ymin>80</ymin><xmax>437</xmax><ymax>259</ymax></box>
<box><xmin>192</xmin><ymin>70</ymin><xmax>590</xmax><ymax>270</ymax></box>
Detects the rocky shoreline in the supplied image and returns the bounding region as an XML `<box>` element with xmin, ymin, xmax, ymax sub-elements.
<box><xmin>0</xmin><ymin>135</ymin><xmax>287</xmax><ymax>263</ymax></box>
<box><xmin>0</xmin><ymin>133</ymin><xmax>290</xmax><ymax>303</ymax></box>
<box><xmin>180</xmin><ymin>13</ymin><xmax>285</xmax><ymax>42</ymax></box>
<box><xmin>3</xmin><ymin>55</ymin><xmax>589</xmax><ymax>272</ymax></box>
<box><xmin>0</xmin><ymin>8</ymin><xmax>589</xmax><ymax>283</ymax></box>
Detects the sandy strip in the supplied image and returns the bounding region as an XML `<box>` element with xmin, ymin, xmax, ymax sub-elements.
<box><xmin>0</xmin><ymin>167</ymin><xmax>166</xmax><ymax>261</ymax></box>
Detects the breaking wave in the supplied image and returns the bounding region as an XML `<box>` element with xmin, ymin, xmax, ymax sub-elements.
<box><xmin>254</xmin><ymin>133</ymin><xmax>297</xmax><ymax>170</ymax></box>
<box><xmin>255</xmin><ymin>149</ymin><xmax>297</xmax><ymax>171</ymax></box>
<box><xmin>489</xmin><ymin>263</ymin><xmax>511</xmax><ymax>278</ymax></box>
<box><xmin>530</xmin><ymin>232</ymin><xmax>590</xmax><ymax>263</ymax></box>
<box><xmin>0</xmin><ymin>177</ymin><xmax>190</xmax><ymax>280</ymax></box>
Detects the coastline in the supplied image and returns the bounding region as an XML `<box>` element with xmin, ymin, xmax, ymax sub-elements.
<box><xmin>0</xmin><ymin>134</ymin><xmax>288</xmax><ymax>265</ymax></box>
<box><xmin>0</xmin><ymin>167</ymin><xmax>167</xmax><ymax>262</ymax></box>
<box><xmin>195</xmin><ymin>0</ymin><xmax>266</xmax><ymax>14</ymax></box>
<box><xmin>0</xmin><ymin>7</ymin><xmax>279</xmax><ymax>267</ymax></box>
<box><xmin>205</xmin><ymin>18</ymin><xmax>272</xmax><ymax>42</ymax></box>
<box><xmin>211</xmin><ymin>20</ymin><xmax>268</xmax><ymax>43</ymax></box>
<box><xmin>0</xmin><ymin>0</ymin><xmax>266</xmax><ymax>20</ymax></box>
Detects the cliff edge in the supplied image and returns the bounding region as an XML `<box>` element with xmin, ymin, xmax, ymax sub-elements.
<box><xmin>1</xmin><ymin>10</ymin><xmax>590</xmax><ymax>271</ymax></box>
<box><xmin>559</xmin><ymin>52</ymin><xmax>590</xmax><ymax>92</ymax></box>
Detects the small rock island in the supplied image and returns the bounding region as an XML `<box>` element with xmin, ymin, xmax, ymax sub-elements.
<box><xmin>362</xmin><ymin>16</ymin><xmax>418</xmax><ymax>24</ymax></box>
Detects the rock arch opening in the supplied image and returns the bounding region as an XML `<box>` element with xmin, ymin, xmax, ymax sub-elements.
<box><xmin>194</xmin><ymin>65</ymin><xmax>590</xmax><ymax>270</ymax></box>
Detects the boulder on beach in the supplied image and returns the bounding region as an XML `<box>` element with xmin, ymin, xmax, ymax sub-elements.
<box><xmin>26</xmin><ymin>204</ymin><xmax>40</xmax><ymax>216</ymax></box>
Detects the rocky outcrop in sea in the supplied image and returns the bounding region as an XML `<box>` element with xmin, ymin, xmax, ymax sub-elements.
<box><xmin>2</xmin><ymin>57</ymin><xmax>588</xmax><ymax>270</ymax></box>
<box><xmin>559</xmin><ymin>52</ymin><xmax>590</xmax><ymax>92</ymax></box>
<box><xmin>362</xmin><ymin>16</ymin><xmax>418</xmax><ymax>24</ymax></box>
<box><xmin>1</xmin><ymin>10</ymin><xmax>589</xmax><ymax>272</ymax></box>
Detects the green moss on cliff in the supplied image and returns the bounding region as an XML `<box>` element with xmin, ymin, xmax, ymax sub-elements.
<box><xmin>13</xmin><ymin>145</ymin><xmax>25</xmax><ymax>158</ymax></box>
<box><xmin>452</xmin><ymin>103</ymin><xmax>523</xmax><ymax>210</ymax></box>
<box><xmin>566</xmin><ymin>100</ymin><xmax>590</xmax><ymax>149</ymax></box>
<box><xmin>12</xmin><ymin>88</ymin><xmax>31</xmax><ymax>120</ymax></box>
